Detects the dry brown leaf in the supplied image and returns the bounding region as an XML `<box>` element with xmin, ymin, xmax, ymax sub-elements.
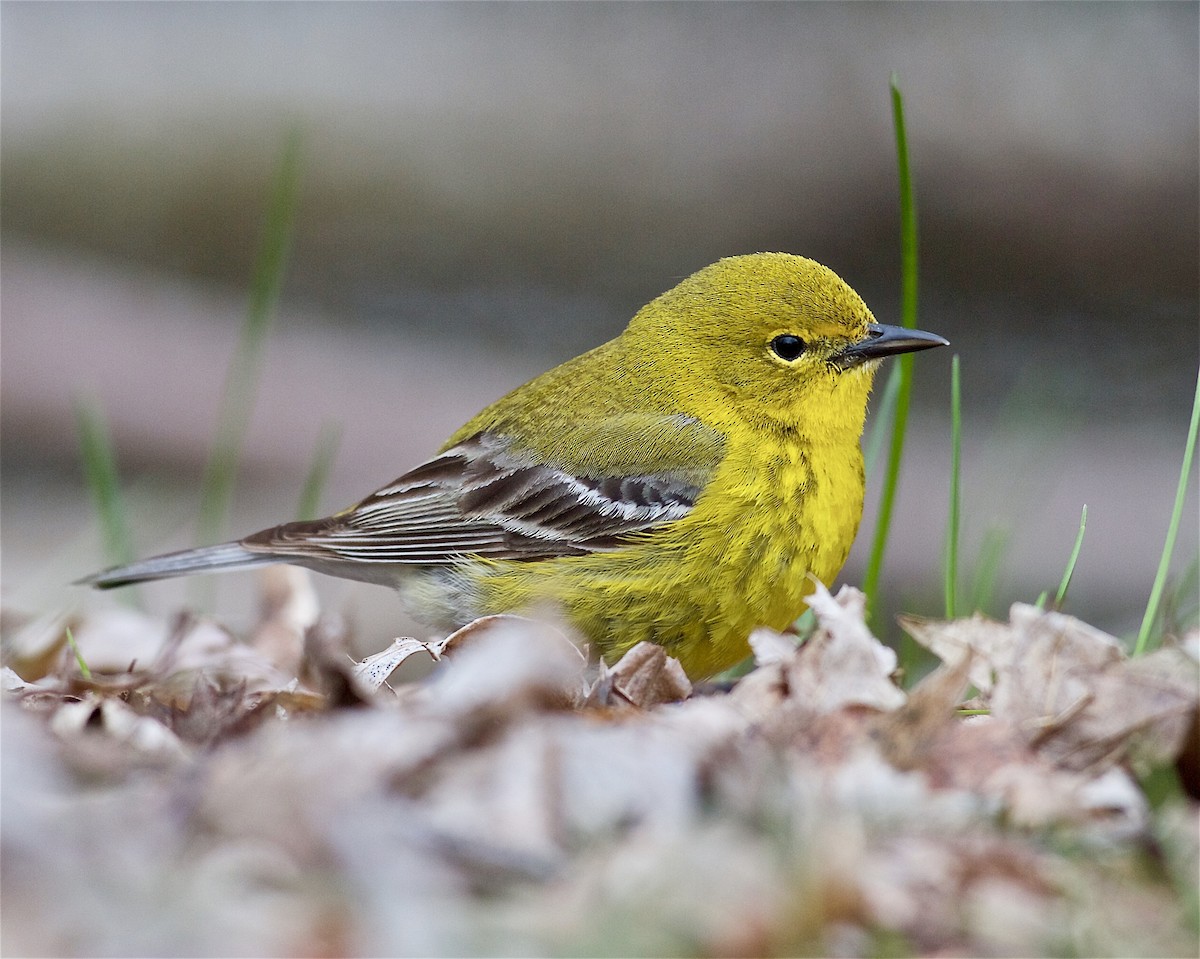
<box><xmin>873</xmin><ymin>653</ymin><xmax>973</xmax><ymax>773</ymax></box>
<box><xmin>787</xmin><ymin>583</ymin><xmax>906</xmax><ymax>714</ymax></box>
<box><xmin>997</xmin><ymin>605</ymin><xmax>1124</xmax><ymax>720</ymax></box>
<box><xmin>602</xmin><ymin>641</ymin><xmax>692</xmax><ymax>709</ymax></box>
<box><xmin>898</xmin><ymin>611</ymin><xmax>1016</xmax><ymax>695</ymax></box>
<box><xmin>353</xmin><ymin>636</ymin><xmax>441</xmax><ymax>692</ymax></box>
<box><xmin>994</xmin><ymin>605</ymin><xmax>1197</xmax><ymax>772</ymax></box>
<box><xmin>904</xmin><ymin>605</ymin><xmax>1198</xmax><ymax>786</ymax></box>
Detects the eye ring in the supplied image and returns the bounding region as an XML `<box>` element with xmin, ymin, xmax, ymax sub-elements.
<box><xmin>769</xmin><ymin>334</ymin><xmax>807</xmax><ymax>362</ymax></box>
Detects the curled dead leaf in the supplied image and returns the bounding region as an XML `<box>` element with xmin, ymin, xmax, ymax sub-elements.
<box><xmin>788</xmin><ymin>583</ymin><xmax>906</xmax><ymax>714</ymax></box>
<box><xmin>353</xmin><ymin>636</ymin><xmax>441</xmax><ymax>693</ymax></box>
<box><xmin>601</xmin><ymin>642</ymin><xmax>692</xmax><ymax>710</ymax></box>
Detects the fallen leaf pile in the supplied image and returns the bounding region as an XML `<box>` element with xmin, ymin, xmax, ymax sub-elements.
<box><xmin>3</xmin><ymin>574</ymin><xmax>1197</xmax><ymax>957</ymax></box>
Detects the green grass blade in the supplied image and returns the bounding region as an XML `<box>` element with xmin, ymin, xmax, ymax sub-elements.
<box><xmin>192</xmin><ymin>128</ymin><xmax>303</xmax><ymax>601</ymax></box>
<box><xmin>65</xmin><ymin>626</ymin><xmax>92</xmax><ymax>680</ymax></box>
<box><xmin>295</xmin><ymin>421</ymin><xmax>342</xmax><ymax>521</ymax></box>
<box><xmin>944</xmin><ymin>354</ymin><xmax>962</xmax><ymax>618</ymax></box>
<box><xmin>1054</xmin><ymin>504</ymin><xmax>1088</xmax><ymax>608</ymax></box>
<box><xmin>1135</xmin><ymin>368</ymin><xmax>1200</xmax><ymax>654</ymax></box>
<box><xmin>74</xmin><ymin>397</ymin><xmax>140</xmax><ymax>606</ymax></box>
<box><xmin>863</xmin><ymin>76</ymin><xmax>919</xmax><ymax>625</ymax></box>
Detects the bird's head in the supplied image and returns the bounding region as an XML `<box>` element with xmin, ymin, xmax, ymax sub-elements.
<box><xmin>623</xmin><ymin>253</ymin><xmax>947</xmax><ymax>436</ymax></box>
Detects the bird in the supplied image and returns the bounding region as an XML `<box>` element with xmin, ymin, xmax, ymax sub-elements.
<box><xmin>82</xmin><ymin>253</ymin><xmax>947</xmax><ymax>678</ymax></box>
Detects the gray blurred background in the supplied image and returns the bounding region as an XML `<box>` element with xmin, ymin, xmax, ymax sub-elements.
<box><xmin>3</xmin><ymin>2</ymin><xmax>1197</xmax><ymax>645</ymax></box>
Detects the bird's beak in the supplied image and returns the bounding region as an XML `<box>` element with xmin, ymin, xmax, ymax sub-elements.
<box><xmin>834</xmin><ymin>323</ymin><xmax>949</xmax><ymax>369</ymax></box>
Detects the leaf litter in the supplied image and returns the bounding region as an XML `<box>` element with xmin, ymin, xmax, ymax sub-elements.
<box><xmin>2</xmin><ymin>579</ymin><xmax>1197</xmax><ymax>957</ymax></box>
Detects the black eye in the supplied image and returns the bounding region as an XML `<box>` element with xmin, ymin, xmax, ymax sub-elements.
<box><xmin>769</xmin><ymin>335</ymin><xmax>807</xmax><ymax>361</ymax></box>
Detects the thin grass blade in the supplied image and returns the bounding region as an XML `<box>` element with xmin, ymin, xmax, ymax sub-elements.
<box><xmin>1054</xmin><ymin>504</ymin><xmax>1088</xmax><ymax>608</ymax></box>
<box><xmin>863</xmin><ymin>76</ymin><xmax>920</xmax><ymax>626</ymax></box>
<box><xmin>1135</xmin><ymin>369</ymin><xmax>1200</xmax><ymax>654</ymax></box>
<box><xmin>65</xmin><ymin>626</ymin><xmax>92</xmax><ymax>680</ymax></box>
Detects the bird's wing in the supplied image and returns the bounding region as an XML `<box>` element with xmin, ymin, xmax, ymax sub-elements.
<box><xmin>242</xmin><ymin>416</ymin><xmax>726</xmax><ymax>564</ymax></box>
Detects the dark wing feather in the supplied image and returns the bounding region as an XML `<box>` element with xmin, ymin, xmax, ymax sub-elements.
<box><xmin>242</xmin><ymin>424</ymin><xmax>721</xmax><ymax>565</ymax></box>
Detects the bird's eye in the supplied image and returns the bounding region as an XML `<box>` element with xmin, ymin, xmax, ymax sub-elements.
<box><xmin>769</xmin><ymin>334</ymin><xmax>807</xmax><ymax>362</ymax></box>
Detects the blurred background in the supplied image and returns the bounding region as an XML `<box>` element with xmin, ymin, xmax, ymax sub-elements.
<box><xmin>3</xmin><ymin>2</ymin><xmax>1197</xmax><ymax>647</ymax></box>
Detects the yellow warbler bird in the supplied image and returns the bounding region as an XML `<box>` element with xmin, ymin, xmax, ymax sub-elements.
<box><xmin>82</xmin><ymin>253</ymin><xmax>946</xmax><ymax>678</ymax></box>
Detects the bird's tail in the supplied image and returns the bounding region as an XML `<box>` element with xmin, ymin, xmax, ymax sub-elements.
<box><xmin>78</xmin><ymin>542</ymin><xmax>274</xmax><ymax>589</ymax></box>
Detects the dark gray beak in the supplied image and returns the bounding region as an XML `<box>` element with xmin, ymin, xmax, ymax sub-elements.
<box><xmin>835</xmin><ymin>323</ymin><xmax>948</xmax><ymax>368</ymax></box>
